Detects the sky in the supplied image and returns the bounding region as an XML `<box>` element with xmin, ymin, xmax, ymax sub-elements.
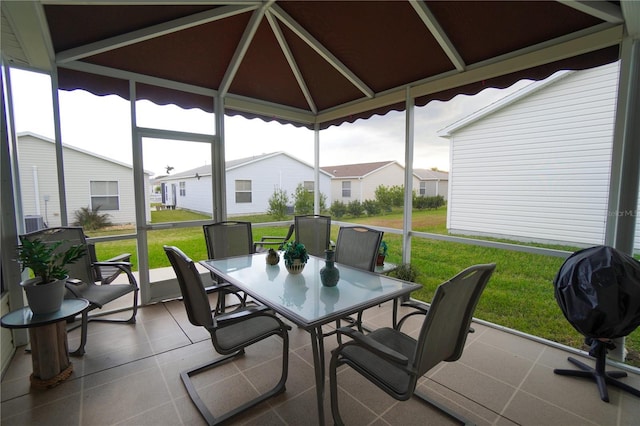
<box><xmin>9</xmin><ymin>68</ymin><xmax>532</xmax><ymax>178</ymax></box>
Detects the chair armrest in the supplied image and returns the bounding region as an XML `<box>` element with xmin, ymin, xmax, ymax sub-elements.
<box><xmin>93</xmin><ymin>261</ymin><xmax>138</xmax><ymax>287</ymax></box>
<box><xmin>400</xmin><ymin>300</ymin><xmax>430</xmax><ymax>313</ymax></box>
<box><xmin>106</xmin><ymin>253</ymin><xmax>131</xmax><ymax>263</ymax></box>
<box><xmin>336</xmin><ymin>327</ymin><xmax>409</xmax><ymax>365</ymax></box>
<box><xmin>214</xmin><ymin>305</ymin><xmax>271</xmax><ymax>326</ymax></box>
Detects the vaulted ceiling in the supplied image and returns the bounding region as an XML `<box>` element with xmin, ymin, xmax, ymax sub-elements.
<box><xmin>2</xmin><ymin>1</ymin><xmax>636</xmax><ymax>129</ymax></box>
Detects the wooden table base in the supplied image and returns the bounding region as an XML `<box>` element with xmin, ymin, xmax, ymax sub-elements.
<box><xmin>28</xmin><ymin>321</ymin><xmax>73</xmax><ymax>389</ymax></box>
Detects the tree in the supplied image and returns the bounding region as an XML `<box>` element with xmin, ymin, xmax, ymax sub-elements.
<box><xmin>267</xmin><ymin>187</ymin><xmax>289</xmax><ymax>219</ymax></box>
<box><xmin>293</xmin><ymin>183</ymin><xmax>314</xmax><ymax>215</ymax></box>
<box><xmin>374</xmin><ymin>185</ymin><xmax>394</xmax><ymax>213</ymax></box>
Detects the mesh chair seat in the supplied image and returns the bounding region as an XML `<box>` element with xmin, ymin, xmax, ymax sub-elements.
<box><xmin>20</xmin><ymin>227</ymin><xmax>138</xmax><ymax>356</ymax></box>
<box><xmin>330</xmin><ymin>263</ymin><xmax>496</xmax><ymax>425</ymax></box>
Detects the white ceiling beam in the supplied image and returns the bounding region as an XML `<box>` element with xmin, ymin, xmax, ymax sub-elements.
<box><xmin>266</xmin><ymin>11</ymin><xmax>317</xmax><ymax>114</ymax></box>
<box><xmin>269</xmin><ymin>3</ymin><xmax>374</xmax><ymax>99</ymax></box>
<box><xmin>408</xmin><ymin>0</ymin><xmax>465</xmax><ymax>72</ymax></box>
<box><xmin>56</xmin><ymin>4</ymin><xmax>256</xmax><ymax>64</ymax></box>
<box><xmin>558</xmin><ymin>1</ymin><xmax>624</xmax><ymax>24</ymax></box>
<box><xmin>317</xmin><ymin>24</ymin><xmax>623</xmax><ymax>124</ymax></box>
<box><xmin>219</xmin><ymin>1</ymin><xmax>273</xmax><ymax>97</ymax></box>
<box><xmin>2</xmin><ymin>1</ymin><xmax>55</xmax><ymax>70</ymax></box>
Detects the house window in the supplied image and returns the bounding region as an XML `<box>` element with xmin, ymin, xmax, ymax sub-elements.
<box><xmin>419</xmin><ymin>181</ymin><xmax>426</xmax><ymax>196</ymax></box>
<box><xmin>235</xmin><ymin>180</ymin><xmax>252</xmax><ymax>203</ymax></box>
<box><xmin>179</xmin><ymin>181</ymin><xmax>186</xmax><ymax>196</ymax></box>
<box><xmin>303</xmin><ymin>181</ymin><xmax>314</xmax><ymax>192</ymax></box>
<box><xmin>342</xmin><ymin>181</ymin><xmax>351</xmax><ymax>198</ymax></box>
<box><xmin>90</xmin><ymin>181</ymin><xmax>119</xmax><ymax>211</ymax></box>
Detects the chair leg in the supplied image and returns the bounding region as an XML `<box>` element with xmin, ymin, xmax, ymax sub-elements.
<box><xmin>554</xmin><ymin>351</ymin><xmax>640</xmax><ymax>402</ymax></box>
<box><xmin>329</xmin><ymin>352</ymin><xmax>346</xmax><ymax>426</ymax></box>
<box><xmin>413</xmin><ymin>389</ymin><xmax>476</xmax><ymax>426</ymax></box>
<box><xmin>184</xmin><ymin>332</ymin><xmax>289</xmax><ymax>425</ymax></box>
<box><xmin>70</xmin><ymin>309</ymin><xmax>89</xmax><ymax>356</ymax></box>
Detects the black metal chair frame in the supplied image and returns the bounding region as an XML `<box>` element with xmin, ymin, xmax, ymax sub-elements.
<box><xmin>254</xmin><ymin>223</ymin><xmax>295</xmax><ymax>252</ymax></box>
<box><xmin>20</xmin><ymin>227</ymin><xmax>138</xmax><ymax>356</ymax></box>
<box><xmin>164</xmin><ymin>245</ymin><xmax>289</xmax><ymax>425</ymax></box>
<box><xmin>329</xmin><ymin>263</ymin><xmax>496</xmax><ymax>426</ymax></box>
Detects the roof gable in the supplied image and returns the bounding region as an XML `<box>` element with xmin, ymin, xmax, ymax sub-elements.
<box><xmin>321</xmin><ymin>161</ymin><xmax>399</xmax><ymax>178</ymax></box>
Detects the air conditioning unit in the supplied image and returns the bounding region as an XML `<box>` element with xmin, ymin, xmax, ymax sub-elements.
<box><xmin>24</xmin><ymin>215</ymin><xmax>45</xmax><ymax>233</ymax></box>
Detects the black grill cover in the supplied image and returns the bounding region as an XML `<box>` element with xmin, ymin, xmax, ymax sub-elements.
<box><xmin>554</xmin><ymin>245</ymin><xmax>640</xmax><ymax>339</ymax></box>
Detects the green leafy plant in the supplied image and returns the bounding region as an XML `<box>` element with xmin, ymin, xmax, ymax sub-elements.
<box><xmin>378</xmin><ymin>240</ymin><xmax>388</xmax><ymax>256</ymax></box>
<box><xmin>17</xmin><ymin>237</ymin><xmax>87</xmax><ymax>284</ymax></box>
<box><xmin>390</xmin><ymin>263</ymin><xmax>418</xmax><ymax>283</ymax></box>
<box><xmin>73</xmin><ymin>206</ymin><xmax>113</xmax><ymax>231</ymax></box>
<box><xmin>267</xmin><ymin>187</ymin><xmax>289</xmax><ymax>220</ymax></box>
<box><xmin>282</xmin><ymin>241</ymin><xmax>309</xmax><ymax>267</ymax></box>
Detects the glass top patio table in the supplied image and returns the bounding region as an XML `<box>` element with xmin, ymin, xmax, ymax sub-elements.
<box><xmin>200</xmin><ymin>252</ymin><xmax>420</xmax><ymax>425</ymax></box>
<box><xmin>200</xmin><ymin>252</ymin><xmax>420</xmax><ymax>330</ymax></box>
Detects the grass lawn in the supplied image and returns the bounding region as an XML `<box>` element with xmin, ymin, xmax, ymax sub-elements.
<box><xmin>90</xmin><ymin>208</ymin><xmax>639</xmax><ymax>366</ymax></box>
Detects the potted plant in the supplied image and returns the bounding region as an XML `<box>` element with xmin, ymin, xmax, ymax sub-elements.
<box><xmin>376</xmin><ymin>240</ymin><xmax>388</xmax><ymax>266</ymax></box>
<box><xmin>16</xmin><ymin>236</ymin><xmax>86</xmax><ymax>314</ymax></box>
<box><xmin>282</xmin><ymin>241</ymin><xmax>309</xmax><ymax>275</ymax></box>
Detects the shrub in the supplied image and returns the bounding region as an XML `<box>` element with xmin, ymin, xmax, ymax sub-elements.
<box><xmin>347</xmin><ymin>200</ymin><xmax>364</xmax><ymax>217</ymax></box>
<box><xmin>389</xmin><ymin>263</ymin><xmax>419</xmax><ymax>282</ymax></box>
<box><xmin>374</xmin><ymin>185</ymin><xmax>394</xmax><ymax>213</ymax></box>
<box><xmin>330</xmin><ymin>200</ymin><xmax>347</xmax><ymax>218</ymax></box>
<box><xmin>267</xmin><ymin>187</ymin><xmax>289</xmax><ymax>219</ymax></box>
<box><xmin>362</xmin><ymin>199</ymin><xmax>380</xmax><ymax>216</ymax></box>
<box><xmin>73</xmin><ymin>206</ymin><xmax>112</xmax><ymax>231</ymax></box>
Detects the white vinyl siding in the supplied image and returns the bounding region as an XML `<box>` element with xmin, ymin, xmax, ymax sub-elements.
<box><xmin>448</xmin><ymin>62</ymin><xmax>624</xmax><ymax>247</ymax></box>
<box><xmin>17</xmin><ymin>133</ymin><xmax>149</xmax><ymax>227</ymax></box>
<box><xmin>90</xmin><ymin>180</ymin><xmax>119</xmax><ymax>210</ymax></box>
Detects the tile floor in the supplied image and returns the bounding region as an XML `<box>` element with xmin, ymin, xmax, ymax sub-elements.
<box><xmin>1</xmin><ymin>295</ymin><xmax>639</xmax><ymax>426</ymax></box>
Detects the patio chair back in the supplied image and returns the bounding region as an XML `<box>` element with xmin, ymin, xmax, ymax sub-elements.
<box><xmin>164</xmin><ymin>246</ymin><xmax>214</xmax><ymax>328</ymax></box>
<box><xmin>294</xmin><ymin>215</ymin><xmax>331</xmax><ymax>257</ymax></box>
<box><xmin>415</xmin><ymin>263</ymin><xmax>496</xmax><ymax>375</ymax></box>
<box><xmin>24</xmin><ymin>227</ymin><xmax>94</xmax><ymax>283</ymax></box>
<box><xmin>20</xmin><ymin>226</ymin><xmax>139</xmax><ymax>355</ymax></box>
<box><xmin>203</xmin><ymin>221</ymin><xmax>254</xmax><ymax>258</ymax></box>
<box><xmin>334</xmin><ymin>226</ymin><xmax>383</xmax><ymax>272</ymax></box>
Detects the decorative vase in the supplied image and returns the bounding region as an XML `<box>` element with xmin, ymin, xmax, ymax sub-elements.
<box><xmin>286</xmin><ymin>259</ymin><xmax>306</xmax><ymax>275</ymax></box>
<box><xmin>20</xmin><ymin>276</ymin><xmax>67</xmax><ymax>314</ymax></box>
<box><xmin>266</xmin><ymin>248</ymin><xmax>280</xmax><ymax>265</ymax></box>
<box><xmin>376</xmin><ymin>254</ymin><xmax>385</xmax><ymax>266</ymax></box>
<box><xmin>320</xmin><ymin>249</ymin><xmax>340</xmax><ymax>287</ymax></box>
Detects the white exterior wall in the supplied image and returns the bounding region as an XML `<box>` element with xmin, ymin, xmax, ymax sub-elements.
<box><xmin>174</xmin><ymin>175</ymin><xmax>214</xmax><ymax>215</ymax></box>
<box><xmin>226</xmin><ymin>154</ymin><xmax>331</xmax><ymax>215</ymax></box>
<box><xmin>18</xmin><ymin>134</ymin><xmax>149</xmax><ymax>227</ymax></box>
<box><xmin>331</xmin><ymin>163</ymin><xmax>407</xmax><ymax>203</ymax></box>
<box><xmin>448</xmin><ymin>62</ymin><xmax>626</xmax><ymax>247</ymax></box>
<box><xmin>167</xmin><ymin>153</ymin><xmax>331</xmax><ymax>216</ymax></box>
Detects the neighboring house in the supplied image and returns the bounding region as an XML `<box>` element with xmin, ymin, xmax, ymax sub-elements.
<box><xmin>321</xmin><ymin>161</ymin><xmax>410</xmax><ymax>203</ymax></box>
<box><xmin>413</xmin><ymin>169</ymin><xmax>448</xmax><ymax>200</ymax></box>
<box><xmin>17</xmin><ymin>132</ymin><xmax>151</xmax><ymax>229</ymax></box>
<box><xmin>157</xmin><ymin>152</ymin><xmax>332</xmax><ymax>216</ymax></box>
<box><xmin>439</xmin><ymin>61</ymin><xmax>640</xmax><ymax>251</ymax></box>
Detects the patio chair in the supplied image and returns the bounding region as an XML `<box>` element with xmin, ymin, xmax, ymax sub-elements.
<box><xmin>329</xmin><ymin>263</ymin><xmax>496</xmax><ymax>426</ymax></box>
<box><xmin>202</xmin><ymin>221</ymin><xmax>253</xmax><ymax>313</ymax></box>
<box><xmin>254</xmin><ymin>223</ymin><xmax>294</xmax><ymax>252</ymax></box>
<box><xmin>294</xmin><ymin>214</ymin><xmax>331</xmax><ymax>257</ymax></box>
<box><xmin>20</xmin><ymin>227</ymin><xmax>138</xmax><ymax>356</ymax></box>
<box><xmin>334</xmin><ymin>226</ymin><xmax>384</xmax><ymax>334</ymax></box>
<box><xmin>163</xmin><ymin>245</ymin><xmax>289</xmax><ymax>425</ymax></box>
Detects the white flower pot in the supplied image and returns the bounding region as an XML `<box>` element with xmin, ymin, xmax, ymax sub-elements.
<box><xmin>20</xmin><ymin>277</ymin><xmax>67</xmax><ymax>315</ymax></box>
